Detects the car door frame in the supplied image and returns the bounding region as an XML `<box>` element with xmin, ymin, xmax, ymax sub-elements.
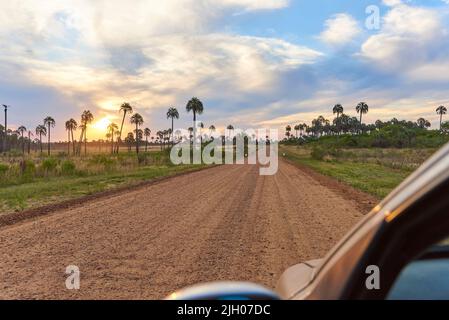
<box><xmin>341</xmin><ymin>176</ymin><xmax>449</xmax><ymax>299</ymax></box>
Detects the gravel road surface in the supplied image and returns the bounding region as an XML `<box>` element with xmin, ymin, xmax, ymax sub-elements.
<box><xmin>0</xmin><ymin>160</ymin><xmax>374</xmax><ymax>299</ymax></box>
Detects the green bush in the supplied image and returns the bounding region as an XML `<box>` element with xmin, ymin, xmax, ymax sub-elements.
<box><xmin>61</xmin><ymin>160</ymin><xmax>77</xmax><ymax>175</ymax></box>
<box><xmin>311</xmin><ymin>147</ymin><xmax>326</xmax><ymax>160</ymax></box>
<box><xmin>89</xmin><ymin>154</ymin><xmax>116</xmax><ymax>168</ymax></box>
<box><xmin>137</xmin><ymin>153</ymin><xmax>151</xmax><ymax>165</ymax></box>
<box><xmin>296</xmin><ymin>125</ymin><xmax>449</xmax><ymax>150</ymax></box>
<box><xmin>41</xmin><ymin>158</ymin><xmax>58</xmax><ymax>172</ymax></box>
<box><xmin>0</xmin><ymin>163</ymin><xmax>9</xmax><ymax>175</ymax></box>
<box><xmin>21</xmin><ymin>160</ymin><xmax>36</xmax><ymax>177</ymax></box>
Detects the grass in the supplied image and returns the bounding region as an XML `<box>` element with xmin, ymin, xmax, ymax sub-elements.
<box><xmin>0</xmin><ymin>164</ymin><xmax>205</xmax><ymax>214</ymax></box>
<box><xmin>280</xmin><ymin>146</ymin><xmax>416</xmax><ymax>199</ymax></box>
<box><xmin>0</xmin><ymin>149</ymin><xmax>210</xmax><ymax>214</ymax></box>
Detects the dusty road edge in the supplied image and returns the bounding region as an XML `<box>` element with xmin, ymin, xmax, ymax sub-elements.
<box><xmin>0</xmin><ymin>165</ymin><xmax>218</xmax><ymax>229</ymax></box>
<box><xmin>282</xmin><ymin>158</ymin><xmax>379</xmax><ymax>214</ymax></box>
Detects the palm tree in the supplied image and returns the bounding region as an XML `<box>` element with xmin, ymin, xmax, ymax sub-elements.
<box><xmin>209</xmin><ymin>125</ymin><xmax>216</xmax><ymax>140</ymax></box>
<box><xmin>198</xmin><ymin>122</ymin><xmax>204</xmax><ymax>145</ymax></box>
<box><xmin>298</xmin><ymin>124</ymin><xmax>304</xmax><ymax>137</ymax></box>
<box><xmin>65</xmin><ymin>119</ymin><xmax>78</xmax><ymax>156</ymax></box>
<box><xmin>17</xmin><ymin>126</ymin><xmax>26</xmax><ymax>154</ymax></box>
<box><xmin>2</xmin><ymin>104</ymin><xmax>9</xmax><ymax>152</ymax></box>
<box><xmin>356</xmin><ymin>102</ymin><xmax>369</xmax><ymax>134</ymax></box>
<box><xmin>135</xmin><ymin>128</ymin><xmax>143</xmax><ymax>149</ymax></box>
<box><xmin>65</xmin><ymin>120</ymin><xmax>71</xmax><ymax>154</ymax></box>
<box><xmin>65</xmin><ymin>118</ymin><xmax>77</xmax><ymax>155</ymax></box>
<box><xmin>285</xmin><ymin>125</ymin><xmax>292</xmax><ymax>138</ymax></box>
<box><xmin>80</xmin><ymin>110</ymin><xmax>94</xmax><ymax>156</ymax></box>
<box><xmin>333</xmin><ymin>104</ymin><xmax>344</xmax><ymax>134</ymax></box>
<box><xmin>144</xmin><ymin>128</ymin><xmax>151</xmax><ymax>151</ymax></box>
<box><xmin>117</xmin><ymin>102</ymin><xmax>133</xmax><ymax>153</ymax></box>
<box><xmin>43</xmin><ymin>116</ymin><xmax>55</xmax><ymax>155</ymax></box>
<box><xmin>166</xmin><ymin>107</ymin><xmax>179</xmax><ymax>145</ymax></box>
<box><xmin>293</xmin><ymin>125</ymin><xmax>300</xmax><ymax>138</ymax></box>
<box><xmin>27</xmin><ymin>130</ymin><xmax>33</xmax><ymax>154</ymax></box>
<box><xmin>187</xmin><ymin>127</ymin><xmax>193</xmax><ymax>145</ymax></box>
<box><xmin>107</xmin><ymin>122</ymin><xmax>119</xmax><ymax>154</ymax></box>
<box><xmin>35</xmin><ymin>125</ymin><xmax>47</xmax><ymax>154</ymax></box>
<box><xmin>105</xmin><ymin>132</ymin><xmax>112</xmax><ymax>150</ymax></box>
<box><xmin>186</xmin><ymin>97</ymin><xmax>204</xmax><ymax>143</ymax></box>
<box><xmin>157</xmin><ymin>130</ymin><xmax>164</xmax><ymax>150</ymax></box>
<box><xmin>417</xmin><ymin>118</ymin><xmax>431</xmax><ymax>129</ymax></box>
<box><xmin>227</xmin><ymin>125</ymin><xmax>234</xmax><ymax>139</ymax></box>
<box><xmin>436</xmin><ymin>105</ymin><xmax>447</xmax><ymax>131</ymax></box>
<box><xmin>130</xmin><ymin>113</ymin><xmax>144</xmax><ymax>154</ymax></box>
<box><xmin>333</xmin><ymin>104</ymin><xmax>344</xmax><ymax>118</ymax></box>
<box><xmin>125</xmin><ymin>132</ymin><xmax>134</xmax><ymax>152</ymax></box>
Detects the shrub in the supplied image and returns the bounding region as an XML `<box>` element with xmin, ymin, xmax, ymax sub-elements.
<box><xmin>311</xmin><ymin>147</ymin><xmax>326</xmax><ymax>160</ymax></box>
<box><xmin>41</xmin><ymin>158</ymin><xmax>58</xmax><ymax>172</ymax></box>
<box><xmin>61</xmin><ymin>160</ymin><xmax>76</xmax><ymax>175</ymax></box>
<box><xmin>20</xmin><ymin>160</ymin><xmax>36</xmax><ymax>177</ymax></box>
<box><xmin>89</xmin><ymin>154</ymin><xmax>116</xmax><ymax>169</ymax></box>
<box><xmin>137</xmin><ymin>153</ymin><xmax>151</xmax><ymax>165</ymax></box>
<box><xmin>0</xmin><ymin>163</ymin><xmax>9</xmax><ymax>175</ymax></box>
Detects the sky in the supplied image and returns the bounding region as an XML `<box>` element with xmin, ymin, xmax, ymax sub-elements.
<box><xmin>1</xmin><ymin>0</ymin><xmax>449</xmax><ymax>140</ymax></box>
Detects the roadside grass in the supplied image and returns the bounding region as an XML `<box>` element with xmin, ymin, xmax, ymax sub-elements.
<box><xmin>280</xmin><ymin>146</ymin><xmax>415</xmax><ymax>199</ymax></box>
<box><xmin>0</xmin><ymin>145</ymin><xmax>240</xmax><ymax>214</ymax></box>
<box><xmin>0</xmin><ymin>164</ymin><xmax>205</xmax><ymax>214</ymax></box>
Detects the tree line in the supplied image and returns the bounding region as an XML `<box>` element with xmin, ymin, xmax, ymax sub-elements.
<box><xmin>284</xmin><ymin>102</ymin><xmax>448</xmax><ymax>139</ymax></box>
<box><xmin>0</xmin><ymin>97</ymin><xmax>212</xmax><ymax>156</ymax></box>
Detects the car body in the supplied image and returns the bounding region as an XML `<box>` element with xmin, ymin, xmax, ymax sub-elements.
<box><xmin>277</xmin><ymin>141</ymin><xmax>449</xmax><ymax>300</ymax></box>
<box><xmin>170</xmin><ymin>143</ymin><xmax>449</xmax><ymax>300</ymax></box>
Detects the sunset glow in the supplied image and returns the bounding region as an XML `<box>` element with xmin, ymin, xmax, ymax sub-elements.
<box><xmin>92</xmin><ymin>117</ymin><xmax>112</xmax><ymax>133</ymax></box>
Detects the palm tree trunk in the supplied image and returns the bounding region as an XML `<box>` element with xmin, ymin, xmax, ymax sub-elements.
<box><xmin>3</xmin><ymin>107</ymin><xmax>7</xmax><ymax>152</ymax></box>
<box><xmin>145</xmin><ymin>137</ymin><xmax>148</xmax><ymax>152</ymax></box>
<box><xmin>171</xmin><ymin>118</ymin><xmax>174</xmax><ymax>146</ymax></box>
<box><xmin>28</xmin><ymin>132</ymin><xmax>31</xmax><ymax>154</ymax></box>
<box><xmin>21</xmin><ymin>132</ymin><xmax>25</xmax><ymax>154</ymax></box>
<box><xmin>77</xmin><ymin>127</ymin><xmax>85</xmax><ymax>156</ymax></box>
<box><xmin>68</xmin><ymin>131</ymin><xmax>70</xmax><ymax>155</ymax></box>
<box><xmin>84</xmin><ymin>129</ymin><xmax>87</xmax><ymax>156</ymax></box>
<box><xmin>47</xmin><ymin>126</ymin><xmax>51</xmax><ymax>156</ymax></box>
<box><xmin>359</xmin><ymin>113</ymin><xmax>363</xmax><ymax>134</ymax></box>
<box><xmin>135</xmin><ymin>124</ymin><xmax>139</xmax><ymax>154</ymax></box>
<box><xmin>40</xmin><ymin>134</ymin><xmax>43</xmax><ymax>154</ymax></box>
<box><xmin>71</xmin><ymin>129</ymin><xmax>75</xmax><ymax>155</ymax></box>
<box><xmin>337</xmin><ymin>113</ymin><xmax>340</xmax><ymax>135</ymax></box>
<box><xmin>111</xmin><ymin>131</ymin><xmax>114</xmax><ymax>154</ymax></box>
<box><xmin>193</xmin><ymin>111</ymin><xmax>196</xmax><ymax>145</ymax></box>
<box><xmin>117</xmin><ymin>111</ymin><xmax>127</xmax><ymax>154</ymax></box>
<box><xmin>440</xmin><ymin>114</ymin><xmax>443</xmax><ymax>131</ymax></box>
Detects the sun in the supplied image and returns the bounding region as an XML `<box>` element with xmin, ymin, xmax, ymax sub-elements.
<box><xmin>92</xmin><ymin>117</ymin><xmax>111</xmax><ymax>131</ymax></box>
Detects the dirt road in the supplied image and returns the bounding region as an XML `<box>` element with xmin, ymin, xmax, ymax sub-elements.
<box><xmin>0</xmin><ymin>160</ymin><xmax>375</xmax><ymax>299</ymax></box>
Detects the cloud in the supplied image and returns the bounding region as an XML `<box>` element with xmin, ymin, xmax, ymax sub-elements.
<box><xmin>0</xmin><ymin>0</ymin><xmax>323</xmax><ymax>137</ymax></box>
<box><xmin>217</xmin><ymin>0</ymin><xmax>289</xmax><ymax>11</ymax></box>
<box><xmin>319</xmin><ymin>13</ymin><xmax>361</xmax><ymax>46</ymax></box>
<box><xmin>0</xmin><ymin>0</ymin><xmax>318</xmax><ymax>95</ymax></box>
<box><xmin>0</xmin><ymin>0</ymin><xmax>448</xmax><ymax>138</ymax></box>
<box><xmin>382</xmin><ymin>0</ymin><xmax>403</xmax><ymax>6</ymax></box>
<box><xmin>360</xmin><ymin>3</ymin><xmax>449</xmax><ymax>82</ymax></box>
